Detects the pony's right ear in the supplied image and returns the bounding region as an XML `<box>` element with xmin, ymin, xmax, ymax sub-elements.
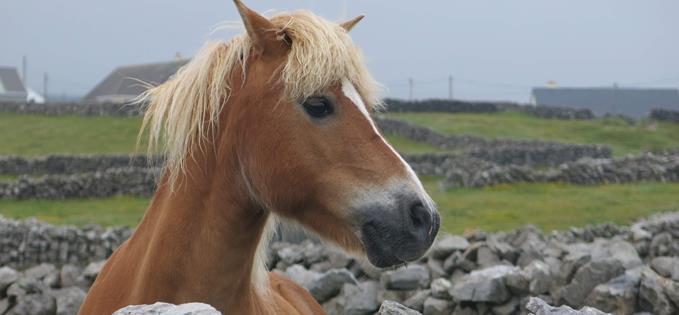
<box><xmin>233</xmin><ymin>0</ymin><xmax>278</xmax><ymax>55</ymax></box>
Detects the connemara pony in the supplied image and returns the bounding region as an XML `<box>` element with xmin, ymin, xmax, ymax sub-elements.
<box><xmin>79</xmin><ymin>1</ymin><xmax>440</xmax><ymax>314</ymax></box>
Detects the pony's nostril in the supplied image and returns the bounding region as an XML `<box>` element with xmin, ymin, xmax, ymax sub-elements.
<box><xmin>408</xmin><ymin>201</ymin><xmax>430</xmax><ymax>229</ymax></box>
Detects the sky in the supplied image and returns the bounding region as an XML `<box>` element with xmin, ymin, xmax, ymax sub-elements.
<box><xmin>1</xmin><ymin>0</ymin><xmax>678</xmax><ymax>102</ymax></box>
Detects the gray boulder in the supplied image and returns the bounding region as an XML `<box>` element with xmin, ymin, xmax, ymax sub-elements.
<box><xmin>113</xmin><ymin>302</ymin><xmax>221</xmax><ymax>315</ymax></box>
<box><xmin>558</xmin><ymin>259</ymin><xmax>625</xmax><ymax>307</ymax></box>
<box><xmin>51</xmin><ymin>287</ymin><xmax>87</xmax><ymax>315</ymax></box>
<box><xmin>650</xmin><ymin>256</ymin><xmax>679</xmax><ymax>281</ymax></box>
<box><xmin>639</xmin><ymin>268</ymin><xmax>677</xmax><ymax>315</ymax></box>
<box><xmin>422</xmin><ymin>297</ymin><xmax>453</xmax><ymax>315</ymax></box>
<box><xmin>523</xmin><ymin>260</ymin><xmax>552</xmax><ymax>295</ymax></box>
<box><xmin>402</xmin><ymin>290</ymin><xmax>430</xmax><ymax>312</ymax></box>
<box><xmin>449</xmin><ymin>265</ymin><xmax>518</xmax><ymax>303</ymax></box>
<box><xmin>59</xmin><ymin>264</ymin><xmax>83</xmax><ymax>288</ymax></box>
<box><xmin>24</xmin><ymin>264</ymin><xmax>56</xmax><ymax>281</ymax></box>
<box><xmin>430</xmin><ymin>278</ymin><xmax>451</xmax><ymax>300</ymax></box>
<box><xmin>283</xmin><ymin>264</ymin><xmax>321</xmax><ymax>289</ymax></box>
<box><xmin>382</xmin><ymin>265</ymin><xmax>430</xmax><ymax>291</ymax></box>
<box><xmin>526</xmin><ymin>296</ymin><xmax>611</xmax><ymax>315</ymax></box>
<box><xmin>344</xmin><ymin>281</ymin><xmax>380</xmax><ymax>315</ymax></box>
<box><xmin>430</xmin><ymin>235</ymin><xmax>469</xmax><ymax>259</ymax></box>
<box><xmin>585</xmin><ymin>268</ymin><xmax>641</xmax><ymax>315</ymax></box>
<box><xmin>0</xmin><ymin>266</ymin><xmax>19</xmax><ymax>294</ymax></box>
<box><xmin>6</xmin><ymin>293</ymin><xmax>56</xmax><ymax>315</ymax></box>
<box><xmin>81</xmin><ymin>260</ymin><xmax>106</xmax><ymax>284</ymax></box>
<box><xmin>378</xmin><ymin>300</ymin><xmax>422</xmax><ymax>315</ymax></box>
<box><xmin>590</xmin><ymin>239</ymin><xmax>642</xmax><ymax>269</ymax></box>
<box><xmin>308</xmin><ymin>269</ymin><xmax>357</xmax><ymax>303</ymax></box>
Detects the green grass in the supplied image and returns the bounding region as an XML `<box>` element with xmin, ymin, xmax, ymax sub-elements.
<box><xmin>1</xmin><ymin>179</ymin><xmax>677</xmax><ymax>234</ymax></box>
<box><xmin>0</xmin><ymin>113</ymin><xmax>434</xmax><ymax>156</ymax></box>
<box><xmin>0</xmin><ymin>113</ymin><xmax>143</xmax><ymax>156</ymax></box>
<box><xmin>423</xmin><ymin>177</ymin><xmax>679</xmax><ymax>233</ymax></box>
<box><xmin>384</xmin><ymin>134</ymin><xmax>446</xmax><ymax>154</ymax></box>
<box><xmin>386</xmin><ymin>111</ymin><xmax>679</xmax><ymax>155</ymax></box>
<box><xmin>0</xmin><ymin>196</ymin><xmax>148</xmax><ymax>227</ymax></box>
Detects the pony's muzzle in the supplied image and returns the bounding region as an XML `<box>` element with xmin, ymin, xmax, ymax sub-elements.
<box><xmin>357</xmin><ymin>193</ymin><xmax>440</xmax><ymax>268</ymax></box>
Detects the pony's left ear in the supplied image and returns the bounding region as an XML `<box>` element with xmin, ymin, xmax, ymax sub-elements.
<box><xmin>340</xmin><ymin>15</ymin><xmax>365</xmax><ymax>32</ymax></box>
<box><xmin>233</xmin><ymin>0</ymin><xmax>280</xmax><ymax>54</ymax></box>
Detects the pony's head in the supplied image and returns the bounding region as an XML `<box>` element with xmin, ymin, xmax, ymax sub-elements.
<box><xmin>140</xmin><ymin>0</ymin><xmax>439</xmax><ymax>269</ymax></box>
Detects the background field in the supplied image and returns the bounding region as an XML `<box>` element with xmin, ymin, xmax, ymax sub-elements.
<box><xmin>1</xmin><ymin>111</ymin><xmax>678</xmax><ymax>233</ymax></box>
<box><xmin>387</xmin><ymin>111</ymin><xmax>679</xmax><ymax>155</ymax></box>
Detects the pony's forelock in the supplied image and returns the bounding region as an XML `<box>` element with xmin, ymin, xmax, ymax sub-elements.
<box><xmin>137</xmin><ymin>10</ymin><xmax>381</xmax><ymax>189</ymax></box>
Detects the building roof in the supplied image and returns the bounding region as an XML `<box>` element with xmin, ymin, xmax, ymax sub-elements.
<box><xmin>85</xmin><ymin>59</ymin><xmax>188</xmax><ymax>102</ymax></box>
<box><xmin>532</xmin><ymin>87</ymin><xmax>679</xmax><ymax>118</ymax></box>
<box><xmin>0</xmin><ymin>67</ymin><xmax>27</xmax><ymax>94</ymax></box>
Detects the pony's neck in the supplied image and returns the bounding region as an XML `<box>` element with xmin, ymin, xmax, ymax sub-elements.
<box><xmin>133</xmin><ymin>134</ymin><xmax>273</xmax><ymax>312</ymax></box>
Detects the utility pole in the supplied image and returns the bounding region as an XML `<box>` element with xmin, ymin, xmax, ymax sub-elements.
<box><xmin>448</xmin><ymin>75</ymin><xmax>454</xmax><ymax>100</ymax></box>
<box><xmin>22</xmin><ymin>55</ymin><xmax>27</xmax><ymax>85</ymax></box>
<box><xmin>43</xmin><ymin>73</ymin><xmax>49</xmax><ymax>103</ymax></box>
<box><xmin>408</xmin><ymin>77</ymin><xmax>414</xmax><ymax>101</ymax></box>
<box><xmin>611</xmin><ymin>82</ymin><xmax>618</xmax><ymax>115</ymax></box>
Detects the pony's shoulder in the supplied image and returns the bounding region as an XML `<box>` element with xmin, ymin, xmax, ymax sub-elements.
<box><xmin>268</xmin><ymin>272</ymin><xmax>326</xmax><ymax>315</ymax></box>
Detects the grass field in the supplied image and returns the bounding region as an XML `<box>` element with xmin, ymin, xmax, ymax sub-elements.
<box><xmin>386</xmin><ymin>111</ymin><xmax>679</xmax><ymax>155</ymax></box>
<box><xmin>0</xmin><ymin>113</ymin><xmax>440</xmax><ymax>155</ymax></box>
<box><xmin>0</xmin><ymin>113</ymin><xmax>143</xmax><ymax>156</ymax></box>
<box><xmin>1</xmin><ymin>178</ymin><xmax>677</xmax><ymax>234</ymax></box>
<box><xmin>4</xmin><ymin>112</ymin><xmax>678</xmax><ymax>156</ymax></box>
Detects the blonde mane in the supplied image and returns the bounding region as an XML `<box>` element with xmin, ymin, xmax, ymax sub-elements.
<box><xmin>137</xmin><ymin>10</ymin><xmax>381</xmax><ymax>187</ymax></box>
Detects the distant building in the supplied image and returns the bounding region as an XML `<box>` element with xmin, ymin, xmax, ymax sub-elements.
<box><xmin>0</xmin><ymin>67</ymin><xmax>28</xmax><ymax>102</ymax></box>
<box><xmin>85</xmin><ymin>59</ymin><xmax>188</xmax><ymax>103</ymax></box>
<box><xmin>531</xmin><ymin>87</ymin><xmax>679</xmax><ymax>118</ymax></box>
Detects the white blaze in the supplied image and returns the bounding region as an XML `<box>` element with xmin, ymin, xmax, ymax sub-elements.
<box><xmin>340</xmin><ymin>79</ymin><xmax>436</xmax><ymax>215</ymax></box>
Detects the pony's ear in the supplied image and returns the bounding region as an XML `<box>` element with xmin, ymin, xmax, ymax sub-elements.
<box><xmin>340</xmin><ymin>15</ymin><xmax>365</xmax><ymax>32</ymax></box>
<box><xmin>233</xmin><ymin>0</ymin><xmax>278</xmax><ymax>54</ymax></box>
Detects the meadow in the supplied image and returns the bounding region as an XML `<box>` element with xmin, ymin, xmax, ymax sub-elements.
<box><xmin>1</xmin><ymin>111</ymin><xmax>678</xmax><ymax>233</ymax></box>
<box><xmin>386</xmin><ymin>111</ymin><xmax>679</xmax><ymax>155</ymax></box>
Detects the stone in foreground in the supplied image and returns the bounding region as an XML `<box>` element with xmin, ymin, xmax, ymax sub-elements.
<box><xmin>378</xmin><ymin>300</ymin><xmax>422</xmax><ymax>315</ymax></box>
<box><xmin>113</xmin><ymin>302</ymin><xmax>222</xmax><ymax>315</ymax></box>
<box><xmin>449</xmin><ymin>265</ymin><xmax>518</xmax><ymax>303</ymax></box>
<box><xmin>526</xmin><ymin>297</ymin><xmax>611</xmax><ymax>315</ymax></box>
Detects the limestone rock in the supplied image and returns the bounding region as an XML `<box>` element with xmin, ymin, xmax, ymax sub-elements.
<box><xmin>382</xmin><ymin>265</ymin><xmax>430</xmax><ymax>291</ymax></box>
<box><xmin>378</xmin><ymin>300</ymin><xmax>422</xmax><ymax>315</ymax></box>
<box><xmin>308</xmin><ymin>269</ymin><xmax>357</xmax><ymax>303</ymax></box>
<box><xmin>430</xmin><ymin>235</ymin><xmax>469</xmax><ymax>259</ymax></box>
<box><xmin>526</xmin><ymin>296</ymin><xmax>611</xmax><ymax>315</ymax></box>
<box><xmin>449</xmin><ymin>265</ymin><xmax>518</xmax><ymax>303</ymax></box>
<box><xmin>113</xmin><ymin>302</ymin><xmax>221</xmax><ymax>315</ymax></box>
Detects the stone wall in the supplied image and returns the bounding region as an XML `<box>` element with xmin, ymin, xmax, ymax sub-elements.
<box><xmin>0</xmin><ymin>155</ymin><xmax>160</xmax><ymax>175</ymax></box>
<box><xmin>440</xmin><ymin>152</ymin><xmax>679</xmax><ymax>188</ymax></box>
<box><xmin>3</xmin><ymin>151</ymin><xmax>674</xmax><ymax>200</ymax></box>
<box><xmin>0</xmin><ymin>216</ymin><xmax>131</xmax><ymax>267</ymax></box>
<box><xmin>383</xmin><ymin>99</ymin><xmax>596</xmax><ymax>120</ymax></box>
<box><xmin>1</xmin><ymin>212</ymin><xmax>679</xmax><ymax>314</ymax></box>
<box><xmin>650</xmin><ymin>108</ymin><xmax>679</xmax><ymax>124</ymax></box>
<box><xmin>0</xmin><ymin>167</ymin><xmax>158</xmax><ymax>199</ymax></box>
<box><xmin>374</xmin><ymin>117</ymin><xmax>612</xmax><ymax>162</ymax></box>
<box><xmin>0</xmin><ymin>101</ymin><xmax>143</xmax><ymax>116</ymax></box>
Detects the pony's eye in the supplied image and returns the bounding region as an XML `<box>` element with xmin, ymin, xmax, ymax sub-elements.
<box><xmin>302</xmin><ymin>96</ymin><xmax>333</xmax><ymax>118</ymax></box>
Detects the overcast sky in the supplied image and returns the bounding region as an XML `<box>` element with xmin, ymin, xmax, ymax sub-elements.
<box><xmin>1</xmin><ymin>0</ymin><xmax>678</xmax><ymax>102</ymax></box>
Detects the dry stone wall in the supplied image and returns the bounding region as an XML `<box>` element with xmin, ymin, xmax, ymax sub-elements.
<box><xmin>440</xmin><ymin>152</ymin><xmax>679</xmax><ymax>188</ymax></box>
<box><xmin>651</xmin><ymin>108</ymin><xmax>679</xmax><ymax>124</ymax></box>
<box><xmin>1</xmin><ymin>212</ymin><xmax>679</xmax><ymax>314</ymax></box>
<box><xmin>374</xmin><ymin>117</ymin><xmax>612</xmax><ymax>163</ymax></box>
<box><xmin>382</xmin><ymin>99</ymin><xmax>596</xmax><ymax>120</ymax></box>
<box><xmin>0</xmin><ymin>167</ymin><xmax>158</xmax><ymax>199</ymax></box>
<box><xmin>0</xmin><ymin>155</ymin><xmax>159</xmax><ymax>175</ymax></box>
